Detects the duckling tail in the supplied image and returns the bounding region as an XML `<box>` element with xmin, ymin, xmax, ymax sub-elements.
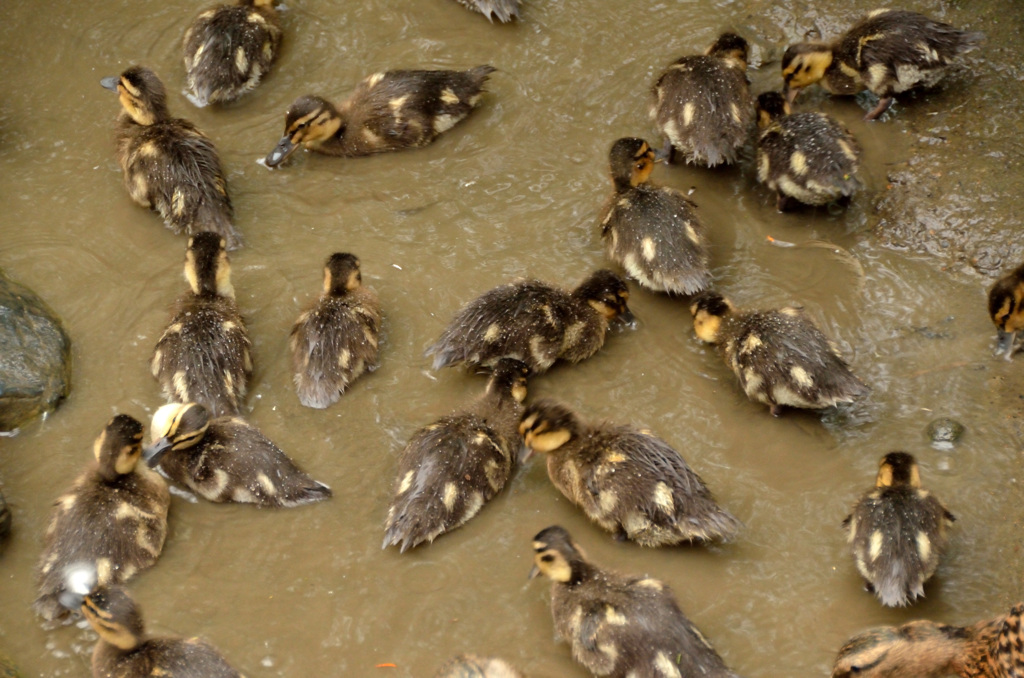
<box><xmin>280</xmin><ymin>480</ymin><xmax>332</xmax><ymax>508</ymax></box>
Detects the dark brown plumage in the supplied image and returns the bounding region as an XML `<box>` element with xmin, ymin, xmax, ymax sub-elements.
<box><xmin>100</xmin><ymin>66</ymin><xmax>240</xmax><ymax>249</ymax></box>
<box><xmin>183</xmin><ymin>0</ymin><xmax>283</xmax><ymax>106</ymax></box>
<box><xmin>146</xmin><ymin>402</ymin><xmax>331</xmax><ymax>508</ymax></box>
<box><xmin>843</xmin><ymin>452</ymin><xmax>955</xmax><ymax>607</ymax></box>
<box><xmin>600</xmin><ymin>137</ymin><xmax>710</xmax><ymax>294</ymax></box>
<box><xmin>383</xmin><ymin>359</ymin><xmax>528</xmax><ymax>552</ymax></box>
<box><xmin>519</xmin><ymin>401</ymin><xmax>739</xmax><ymax>546</ymax></box>
<box><xmin>264</xmin><ymin>66</ymin><xmax>495</xmax><ymax>167</ymax></box>
<box><xmin>426</xmin><ymin>270</ymin><xmax>634</xmax><ymax>374</ymax></box>
<box><xmin>988</xmin><ymin>263</ymin><xmax>1024</xmax><ymax>360</ymax></box>
<box><xmin>34</xmin><ymin>415</ymin><xmax>169</xmax><ymax>623</ymax></box>
<box><xmin>529</xmin><ymin>526</ymin><xmax>742</xmax><ymax>678</ymax></box>
<box><xmin>290</xmin><ymin>253</ymin><xmax>382</xmax><ymax>409</ymax></box>
<box><xmin>151</xmin><ymin>233</ymin><xmax>253</xmax><ymax>418</ymax></box>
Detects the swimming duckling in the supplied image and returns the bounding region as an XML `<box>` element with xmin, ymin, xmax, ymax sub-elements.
<box><xmin>100</xmin><ymin>66</ymin><xmax>240</xmax><ymax>249</ymax></box>
<box><xmin>290</xmin><ymin>253</ymin><xmax>382</xmax><ymax>408</ymax></box>
<box><xmin>183</xmin><ymin>0</ymin><xmax>283</xmax><ymax>106</ymax></box>
<box><xmin>434</xmin><ymin>655</ymin><xmax>525</xmax><ymax>678</ymax></box>
<box><xmin>145</xmin><ymin>402</ymin><xmax>331</xmax><ymax>508</ymax></box>
<box><xmin>426</xmin><ymin>270</ymin><xmax>634</xmax><ymax>374</ymax></box>
<box><xmin>782</xmin><ymin>9</ymin><xmax>983</xmax><ymax>121</ymax></box>
<box><xmin>451</xmin><ymin>0</ymin><xmax>520</xmax><ymax>23</ymax></box>
<box><xmin>263</xmin><ymin>66</ymin><xmax>496</xmax><ymax>167</ymax></box>
<box><xmin>151</xmin><ymin>232</ymin><xmax>253</xmax><ymax>418</ymax></box>
<box><xmin>689</xmin><ymin>291</ymin><xmax>868</xmax><ymax>416</ymax></box>
<box><xmin>59</xmin><ymin>564</ymin><xmax>243</xmax><ymax>678</ymax></box>
<box><xmin>650</xmin><ymin>33</ymin><xmax>755</xmax><ymax>166</ymax></box>
<box><xmin>599</xmin><ymin>138</ymin><xmax>710</xmax><ymax>295</ymax></box>
<box><xmin>755</xmin><ymin>92</ymin><xmax>861</xmax><ymax>211</ymax></box>
<box><xmin>843</xmin><ymin>452</ymin><xmax>955</xmax><ymax>607</ymax></box>
<box><xmin>383</xmin><ymin>359</ymin><xmax>528</xmax><ymax>552</ymax></box>
<box><xmin>530</xmin><ymin>526</ymin><xmax>742</xmax><ymax>678</ymax></box>
<box><xmin>832</xmin><ymin>602</ymin><xmax>1024</xmax><ymax>678</ymax></box>
<box><xmin>988</xmin><ymin>263</ymin><xmax>1024</xmax><ymax>360</ymax></box>
<box><xmin>34</xmin><ymin>415</ymin><xmax>169</xmax><ymax>623</ymax></box>
<box><xmin>519</xmin><ymin>400</ymin><xmax>739</xmax><ymax>546</ymax></box>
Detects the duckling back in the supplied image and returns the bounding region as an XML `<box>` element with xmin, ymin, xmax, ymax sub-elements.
<box><xmin>95</xmin><ymin>635</ymin><xmax>242</xmax><ymax>678</ymax></box>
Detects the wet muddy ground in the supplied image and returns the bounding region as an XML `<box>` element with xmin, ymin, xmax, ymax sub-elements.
<box><xmin>1</xmin><ymin>0</ymin><xmax>1022</xmax><ymax>676</ymax></box>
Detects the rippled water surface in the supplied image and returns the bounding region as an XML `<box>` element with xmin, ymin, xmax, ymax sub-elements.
<box><xmin>1</xmin><ymin>0</ymin><xmax>1022</xmax><ymax>676</ymax></box>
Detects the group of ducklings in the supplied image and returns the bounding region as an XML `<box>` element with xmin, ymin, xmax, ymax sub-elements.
<box><xmin>20</xmin><ymin>0</ymin><xmax>1020</xmax><ymax>676</ymax></box>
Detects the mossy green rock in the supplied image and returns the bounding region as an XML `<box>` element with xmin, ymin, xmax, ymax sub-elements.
<box><xmin>0</xmin><ymin>269</ymin><xmax>71</xmax><ymax>431</ymax></box>
<box><xmin>0</xmin><ymin>652</ymin><xmax>23</xmax><ymax>678</ymax></box>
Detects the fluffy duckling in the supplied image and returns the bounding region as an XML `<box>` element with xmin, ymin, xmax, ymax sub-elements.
<box><xmin>34</xmin><ymin>415</ymin><xmax>169</xmax><ymax>623</ymax></box>
<box><xmin>690</xmin><ymin>291</ymin><xmax>868</xmax><ymax>416</ymax></box>
<box><xmin>100</xmin><ymin>66</ymin><xmax>240</xmax><ymax>249</ymax></box>
<box><xmin>145</xmin><ymin>402</ymin><xmax>331</xmax><ymax>508</ymax></box>
<box><xmin>755</xmin><ymin>92</ymin><xmax>861</xmax><ymax>211</ymax></box>
<box><xmin>183</xmin><ymin>0</ymin><xmax>283</xmax><ymax>106</ymax></box>
<box><xmin>426</xmin><ymin>270</ymin><xmax>634</xmax><ymax>374</ymax></box>
<box><xmin>519</xmin><ymin>400</ymin><xmax>739</xmax><ymax>546</ymax></box>
<box><xmin>599</xmin><ymin>138</ymin><xmax>710</xmax><ymax>295</ymax></box>
<box><xmin>434</xmin><ymin>655</ymin><xmax>525</xmax><ymax>677</ymax></box>
<box><xmin>843</xmin><ymin>452</ymin><xmax>955</xmax><ymax>607</ymax></box>
<box><xmin>383</xmin><ymin>359</ymin><xmax>529</xmax><ymax>552</ymax></box>
<box><xmin>832</xmin><ymin>602</ymin><xmax>1024</xmax><ymax>678</ymax></box>
<box><xmin>650</xmin><ymin>33</ymin><xmax>755</xmax><ymax>167</ymax></box>
<box><xmin>451</xmin><ymin>0</ymin><xmax>520</xmax><ymax>23</ymax></box>
<box><xmin>290</xmin><ymin>253</ymin><xmax>382</xmax><ymax>408</ymax></box>
<box><xmin>151</xmin><ymin>232</ymin><xmax>253</xmax><ymax>418</ymax></box>
<box><xmin>59</xmin><ymin>564</ymin><xmax>243</xmax><ymax>678</ymax></box>
<box><xmin>530</xmin><ymin>526</ymin><xmax>742</xmax><ymax>678</ymax></box>
<box><xmin>782</xmin><ymin>9</ymin><xmax>983</xmax><ymax>120</ymax></box>
<box><xmin>263</xmin><ymin>66</ymin><xmax>496</xmax><ymax>167</ymax></box>
<box><xmin>988</xmin><ymin>263</ymin><xmax>1024</xmax><ymax>360</ymax></box>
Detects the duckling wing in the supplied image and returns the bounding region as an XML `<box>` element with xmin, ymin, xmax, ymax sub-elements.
<box><xmin>134</xmin><ymin>637</ymin><xmax>242</xmax><ymax>678</ymax></box>
<box><xmin>758</xmin><ymin>114</ymin><xmax>861</xmax><ymax>204</ymax></box>
<box><xmin>290</xmin><ymin>292</ymin><xmax>382</xmax><ymax>408</ymax></box>
<box><xmin>383</xmin><ymin>413</ymin><xmax>516</xmax><ymax>552</ymax></box>
<box><xmin>601</xmin><ymin>185</ymin><xmax>710</xmax><ymax>295</ymax></box>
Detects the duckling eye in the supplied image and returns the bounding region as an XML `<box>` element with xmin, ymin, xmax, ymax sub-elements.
<box><xmin>540</xmin><ymin>554</ymin><xmax>555</xmax><ymax>563</ymax></box>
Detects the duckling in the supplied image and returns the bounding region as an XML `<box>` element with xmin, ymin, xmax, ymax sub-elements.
<box><xmin>33</xmin><ymin>415</ymin><xmax>169</xmax><ymax>623</ymax></box>
<box><xmin>426</xmin><ymin>270</ymin><xmax>634</xmax><ymax>374</ymax></box>
<box><xmin>451</xmin><ymin>0</ymin><xmax>520</xmax><ymax>23</ymax></box>
<box><xmin>99</xmin><ymin>66</ymin><xmax>240</xmax><ymax>249</ymax></box>
<box><xmin>843</xmin><ymin>452</ymin><xmax>955</xmax><ymax>607</ymax></box>
<box><xmin>290</xmin><ymin>253</ymin><xmax>382</xmax><ymax>408</ymax></box>
<box><xmin>650</xmin><ymin>33</ymin><xmax>755</xmax><ymax>167</ymax></box>
<box><xmin>988</xmin><ymin>263</ymin><xmax>1024</xmax><ymax>360</ymax></box>
<box><xmin>832</xmin><ymin>602</ymin><xmax>1024</xmax><ymax>678</ymax></box>
<box><xmin>383</xmin><ymin>359</ymin><xmax>528</xmax><ymax>552</ymax></box>
<box><xmin>145</xmin><ymin>402</ymin><xmax>331</xmax><ymax>508</ymax></box>
<box><xmin>151</xmin><ymin>232</ymin><xmax>253</xmax><ymax>418</ymax></box>
<box><xmin>755</xmin><ymin>92</ymin><xmax>861</xmax><ymax>211</ymax></box>
<box><xmin>599</xmin><ymin>138</ymin><xmax>710</xmax><ymax>295</ymax></box>
<box><xmin>690</xmin><ymin>291</ymin><xmax>869</xmax><ymax>416</ymax></box>
<box><xmin>58</xmin><ymin>564</ymin><xmax>243</xmax><ymax>678</ymax></box>
<box><xmin>782</xmin><ymin>9</ymin><xmax>983</xmax><ymax>121</ymax></box>
<box><xmin>529</xmin><ymin>526</ymin><xmax>742</xmax><ymax>678</ymax></box>
<box><xmin>435</xmin><ymin>655</ymin><xmax>525</xmax><ymax>678</ymax></box>
<box><xmin>183</xmin><ymin>0</ymin><xmax>283</xmax><ymax>106</ymax></box>
<box><xmin>519</xmin><ymin>400</ymin><xmax>739</xmax><ymax>546</ymax></box>
<box><xmin>263</xmin><ymin>66</ymin><xmax>496</xmax><ymax>167</ymax></box>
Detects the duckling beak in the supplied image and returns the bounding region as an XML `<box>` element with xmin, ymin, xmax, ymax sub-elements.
<box><xmin>996</xmin><ymin>329</ymin><xmax>1017</xmax><ymax>360</ymax></box>
<box><xmin>528</xmin><ymin>563</ymin><xmax>540</xmax><ymax>579</ymax></box>
<box><xmin>264</xmin><ymin>136</ymin><xmax>298</xmax><ymax>168</ymax></box>
<box><xmin>142</xmin><ymin>438</ymin><xmax>172</xmax><ymax>467</ymax></box>
<box><xmin>100</xmin><ymin>77</ymin><xmax>119</xmax><ymax>92</ymax></box>
<box><xmin>652</xmin><ymin>147</ymin><xmax>670</xmax><ymax>163</ymax></box>
<box><xmin>617</xmin><ymin>307</ymin><xmax>637</xmax><ymax>328</ymax></box>
<box><xmin>57</xmin><ymin>589</ymin><xmax>85</xmax><ymax>611</ymax></box>
<box><xmin>783</xmin><ymin>83</ymin><xmax>800</xmax><ymax>107</ymax></box>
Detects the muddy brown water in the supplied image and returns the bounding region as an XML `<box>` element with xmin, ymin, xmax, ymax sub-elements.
<box><xmin>1</xmin><ymin>0</ymin><xmax>1022</xmax><ymax>676</ymax></box>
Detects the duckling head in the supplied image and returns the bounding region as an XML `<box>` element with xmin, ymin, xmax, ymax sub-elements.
<box><xmin>144</xmin><ymin>403</ymin><xmax>211</xmax><ymax>467</ymax></box>
<box><xmin>781</xmin><ymin>43</ymin><xmax>833</xmax><ymax>104</ymax></box>
<box><xmin>988</xmin><ymin>271</ymin><xmax>1024</xmax><ymax>359</ymax></box>
<box><xmin>487</xmin><ymin>358</ymin><xmax>530</xmax><ymax>403</ymax></box>
<box><xmin>706</xmin><ymin>32</ymin><xmax>749</xmax><ymax>68</ymax></box>
<box><xmin>100</xmin><ymin>66</ymin><xmax>170</xmax><ymax>126</ymax></box>
<box><xmin>185</xmin><ymin>232</ymin><xmax>234</xmax><ymax>298</ymax></box>
<box><xmin>608</xmin><ymin>138</ymin><xmax>655</xmax><ymax>191</ymax></box>
<box><xmin>689</xmin><ymin>290</ymin><xmax>735</xmax><ymax>344</ymax></box>
<box><xmin>755</xmin><ymin>92</ymin><xmax>790</xmax><ymax>128</ymax></box>
<box><xmin>832</xmin><ymin>621</ymin><xmax>966</xmax><ymax>678</ymax></box>
<box><xmin>59</xmin><ymin>562</ymin><xmax>144</xmax><ymax>650</ymax></box>
<box><xmin>324</xmin><ymin>252</ymin><xmax>362</xmax><ymax>297</ymax></box>
<box><xmin>529</xmin><ymin>525</ymin><xmax>587</xmax><ymax>584</ymax></box>
<box><xmin>264</xmin><ymin>95</ymin><xmax>343</xmax><ymax>167</ymax></box>
<box><xmin>876</xmin><ymin>451</ymin><xmax>921</xmax><ymax>489</ymax></box>
<box><xmin>93</xmin><ymin>415</ymin><xmax>145</xmax><ymax>482</ymax></box>
<box><xmin>518</xmin><ymin>399</ymin><xmax>578</xmax><ymax>461</ymax></box>
<box><xmin>574</xmin><ymin>270</ymin><xmax>635</xmax><ymax>325</ymax></box>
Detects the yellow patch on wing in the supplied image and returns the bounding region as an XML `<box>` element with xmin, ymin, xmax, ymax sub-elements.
<box><xmin>256</xmin><ymin>473</ymin><xmax>276</xmax><ymax>496</ymax></box>
<box><xmin>837</xmin><ymin>139</ymin><xmax>857</xmax><ymax>162</ymax></box>
<box><xmin>172</xmin><ymin>370</ymin><xmax>189</xmax><ymax>399</ymax></box>
<box><xmin>740</xmin><ymin>334</ymin><xmax>762</xmax><ymax>354</ymax></box>
<box><xmin>365</xmin><ymin>72</ymin><xmax>385</xmax><ymax>89</ymax></box>
<box><xmin>655</xmin><ymin>651</ymin><xmax>683</xmax><ymax>677</ymax></box>
<box><xmin>641</xmin><ymin>237</ymin><xmax>657</xmax><ymax>261</ymax></box>
<box><xmin>483</xmin><ymin>323</ymin><xmax>501</xmax><ymax>343</ymax></box>
<box><xmin>235</xmin><ymin>47</ymin><xmax>248</xmax><ymax>74</ymax></box>
<box><xmin>790</xmin><ymin>150</ymin><xmax>808</xmax><ymax>176</ymax></box>
<box><xmin>442</xmin><ymin>482</ymin><xmax>458</xmax><ymax>512</ymax></box>
<box><xmin>730</xmin><ymin>102</ymin><xmax>741</xmax><ymax>123</ymax></box>
<box><xmin>388</xmin><ymin>94</ymin><xmax>409</xmax><ymax>111</ymax></box>
<box><xmin>433</xmin><ymin>114</ymin><xmax>458</xmax><ymax>134</ymax></box>
<box><xmin>398</xmin><ymin>470</ymin><xmax>415</xmax><ymax>495</ymax></box>
<box><xmin>440</xmin><ymin>87</ymin><xmax>460</xmax><ymax>105</ymax></box>
<box><xmin>869</xmin><ymin>530</ymin><xmax>883</xmax><ymax>562</ymax></box>
<box><xmin>682</xmin><ymin>102</ymin><xmax>695</xmax><ymax>127</ymax></box>
<box><xmin>685</xmin><ymin>222</ymin><xmax>700</xmax><ymax>245</ymax></box>
<box><xmin>604</xmin><ymin>605</ymin><xmax>628</xmax><ymax>626</ymax></box>
<box><xmin>790</xmin><ymin>365</ymin><xmax>814</xmax><ymax>388</ymax></box>
<box><xmin>653</xmin><ymin>482</ymin><xmax>674</xmax><ymax>514</ymax></box>
<box><xmin>917</xmin><ymin>531</ymin><xmax>931</xmax><ymax>562</ymax></box>
<box><xmin>338</xmin><ymin>348</ymin><xmax>351</xmax><ymax>369</ymax></box>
